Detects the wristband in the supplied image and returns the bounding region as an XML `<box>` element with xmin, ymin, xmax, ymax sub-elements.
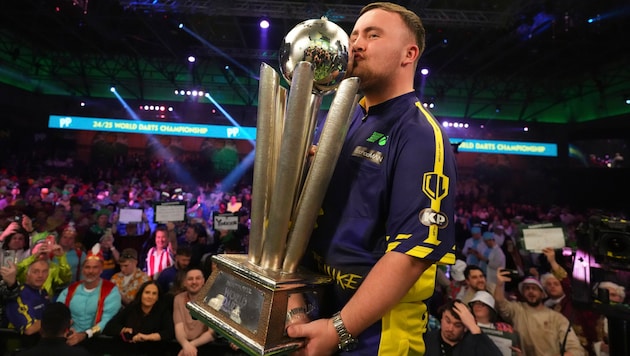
<box><xmin>85</xmin><ymin>329</ymin><xmax>94</xmax><ymax>338</ymax></box>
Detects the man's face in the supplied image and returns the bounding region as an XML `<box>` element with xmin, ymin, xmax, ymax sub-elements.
<box><xmin>522</xmin><ymin>284</ymin><xmax>544</xmax><ymax>306</ymax></box>
<box><xmin>119</xmin><ymin>260</ymin><xmax>137</xmax><ymax>276</ymax></box>
<box><xmin>59</xmin><ymin>230</ymin><xmax>76</xmax><ymax>249</ymax></box>
<box><xmin>26</xmin><ymin>260</ymin><xmax>49</xmax><ymax>289</ymax></box>
<box><xmin>440</xmin><ymin>310</ymin><xmax>466</xmax><ymax>345</ymax></box>
<box><xmin>97</xmin><ymin>214</ymin><xmax>109</xmax><ymax>226</ymax></box>
<box><xmin>8</xmin><ymin>233</ymin><xmax>25</xmax><ymax>250</ymax></box>
<box><xmin>466</xmin><ymin>270</ymin><xmax>486</xmax><ymax>291</ymax></box>
<box><xmin>605</xmin><ymin>286</ymin><xmax>624</xmax><ymax>303</ymax></box>
<box><xmin>543</xmin><ymin>276</ymin><xmax>564</xmax><ymax>299</ymax></box>
<box><xmin>175</xmin><ymin>255</ymin><xmax>191</xmax><ymax>270</ymax></box>
<box><xmin>184</xmin><ymin>270</ymin><xmax>205</xmax><ymax>295</ymax></box>
<box><xmin>349</xmin><ymin>8</ymin><xmax>416</xmax><ymax>91</ymax></box>
<box><xmin>185</xmin><ymin>227</ymin><xmax>198</xmax><ymax>243</ymax></box>
<box><xmin>82</xmin><ymin>259</ymin><xmax>103</xmax><ymax>283</ymax></box>
<box><xmin>155</xmin><ymin>231</ymin><xmax>168</xmax><ymax>249</ymax></box>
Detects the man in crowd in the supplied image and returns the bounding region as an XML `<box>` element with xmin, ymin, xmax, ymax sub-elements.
<box><xmin>463</xmin><ymin>226</ymin><xmax>487</xmax><ymax>266</ymax></box>
<box><xmin>5</xmin><ymin>259</ymin><xmax>50</xmax><ymax>335</ymax></box>
<box><xmin>287</xmin><ymin>2</ymin><xmax>457</xmax><ymax>354</ymax></box>
<box><xmin>477</xmin><ymin>231</ymin><xmax>505</xmax><ymax>287</ymax></box>
<box><xmin>179</xmin><ymin>223</ymin><xmax>208</xmax><ymax>269</ymax></box>
<box><xmin>540</xmin><ymin>247</ymin><xmax>599</xmax><ymax>355</ymax></box>
<box><xmin>17</xmin><ymin>302</ymin><xmax>90</xmax><ymax>356</ymax></box>
<box><xmin>456</xmin><ymin>265</ymin><xmax>492</xmax><ymax>304</ymax></box>
<box><xmin>56</xmin><ymin>223</ymin><xmax>85</xmax><ymax>283</ymax></box>
<box><xmin>495</xmin><ymin>268</ymin><xmax>586</xmax><ymax>356</ymax></box>
<box><xmin>424</xmin><ymin>300</ymin><xmax>502</xmax><ymax>356</ymax></box>
<box><xmin>157</xmin><ymin>246</ymin><xmax>191</xmax><ymax>295</ymax></box>
<box><xmin>110</xmin><ymin>248</ymin><xmax>150</xmax><ymax>306</ymax></box>
<box><xmin>17</xmin><ymin>238</ymin><xmax>71</xmax><ymax>298</ymax></box>
<box><xmin>57</xmin><ymin>244</ymin><xmax>121</xmax><ymax>346</ymax></box>
<box><xmin>144</xmin><ymin>226</ymin><xmax>174</xmax><ymax>279</ymax></box>
<box><xmin>173</xmin><ymin>269</ymin><xmax>215</xmax><ymax>356</ymax></box>
<box><xmin>1</xmin><ymin>258</ymin><xmax>19</xmax><ymax>327</ymax></box>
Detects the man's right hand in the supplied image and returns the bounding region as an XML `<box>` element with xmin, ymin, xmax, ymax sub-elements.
<box><xmin>66</xmin><ymin>330</ymin><xmax>87</xmax><ymax>346</ymax></box>
<box><xmin>0</xmin><ymin>260</ymin><xmax>17</xmax><ymax>286</ymax></box>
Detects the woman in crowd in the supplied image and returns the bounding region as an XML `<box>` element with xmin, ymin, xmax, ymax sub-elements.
<box><xmin>104</xmin><ymin>280</ymin><xmax>174</xmax><ymax>355</ymax></box>
<box><xmin>468</xmin><ymin>290</ymin><xmax>514</xmax><ymax>332</ymax></box>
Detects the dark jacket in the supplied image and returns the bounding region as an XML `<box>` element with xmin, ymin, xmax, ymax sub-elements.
<box><xmin>424</xmin><ymin>329</ymin><xmax>503</xmax><ymax>356</ymax></box>
<box><xmin>17</xmin><ymin>337</ymin><xmax>90</xmax><ymax>356</ymax></box>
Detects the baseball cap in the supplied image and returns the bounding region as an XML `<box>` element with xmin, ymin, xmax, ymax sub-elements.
<box><xmin>119</xmin><ymin>248</ymin><xmax>138</xmax><ymax>261</ymax></box>
<box><xmin>471</xmin><ymin>226</ymin><xmax>481</xmax><ymax>234</ymax></box>
<box><xmin>482</xmin><ymin>231</ymin><xmax>494</xmax><ymax>241</ymax></box>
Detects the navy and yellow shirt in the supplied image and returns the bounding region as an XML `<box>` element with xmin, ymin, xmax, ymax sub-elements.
<box><xmin>306</xmin><ymin>92</ymin><xmax>457</xmax><ymax>355</ymax></box>
<box><xmin>5</xmin><ymin>284</ymin><xmax>49</xmax><ymax>334</ymax></box>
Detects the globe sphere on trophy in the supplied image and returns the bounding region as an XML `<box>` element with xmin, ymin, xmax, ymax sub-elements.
<box><xmin>187</xmin><ymin>17</ymin><xmax>361</xmax><ymax>356</ymax></box>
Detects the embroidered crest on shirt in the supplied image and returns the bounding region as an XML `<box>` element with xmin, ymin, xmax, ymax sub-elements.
<box><xmin>366</xmin><ymin>131</ymin><xmax>388</xmax><ymax>146</ymax></box>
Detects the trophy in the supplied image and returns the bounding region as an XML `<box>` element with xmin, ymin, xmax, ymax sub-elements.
<box><xmin>186</xmin><ymin>17</ymin><xmax>360</xmax><ymax>355</ymax></box>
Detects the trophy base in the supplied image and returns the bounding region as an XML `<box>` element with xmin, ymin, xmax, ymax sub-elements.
<box><xmin>187</xmin><ymin>254</ymin><xmax>332</xmax><ymax>356</ymax></box>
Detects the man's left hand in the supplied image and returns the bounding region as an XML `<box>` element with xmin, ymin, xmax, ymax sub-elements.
<box><xmin>66</xmin><ymin>330</ymin><xmax>87</xmax><ymax>346</ymax></box>
<box><xmin>286</xmin><ymin>318</ymin><xmax>339</xmax><ymax>356</ymax></box>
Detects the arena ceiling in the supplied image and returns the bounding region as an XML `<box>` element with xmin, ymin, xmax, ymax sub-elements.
<box><xmin>1</xmin><ymin>0</ymin><xmax>629</xmax><ymax>124</ymax></box>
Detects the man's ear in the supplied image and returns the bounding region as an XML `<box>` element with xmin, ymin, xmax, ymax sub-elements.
<box><xmin>402</xmin><ymin>44</ymin><xmax>420</xmax><ymax>66</ymax></box>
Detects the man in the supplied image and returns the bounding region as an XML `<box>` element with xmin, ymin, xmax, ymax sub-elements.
<box><xmin>17</xmin><ymin>302</ymin><xmax>90</xmax><ymax>356</ymax></box>
<box><xmin>456</xmin><ymin>265</ymin><xmax>492</xmax><ymax>305</ymax></box>
<box><xmin>57</xmin><ymin>223</ymin><xmax>85</xmax><ymax>283</ymax></box>
<box><xmin>462</xmin><ymin>226</ymin><xmax>487</xmax><ymax>267</ymax></box>
<box><xmin>540</xmin><ymin>247</ymin><xmax>599</xmax><ymax>355</ymax></box>
<box><xmin>17</xmin><ymin>238</ymin><xmax>71</xmax><ymax>298</ymax></box>
<box><xmin>287</xmin><ymin>3</ymin><xmax>457</xmax><ymax>354</ymax></box>
<box><xmin>424</xmin><ymin>300</ymin><xmax>502</xmax><ymax>356</ymax></box>
<box><xmin>5</xmin><ymin>259</ymin><xmax>50</xmax><ymax>335</ymax></box>
<box><xmin>173</xmin><ymin>269</ymin><xmax>215</xmax><ymax>356</ymax></box>
<box><xmin>144</xmin><ymin>226</ymin><xmax>174</xmax><ymax>279</ymax></box>
<box><xmin>1</xmin><ymin>259</ymin><xmax>19</xmax><ymax>327</ymax></box>
<box><xmin>57</xmin><ymin>244</ymin><xmax>122</xmax><ymax>346</ymax></box>
<box><xmin>495</xmin><ymin>269</ymin><xmax>586</xmax><ymax>356</ymax></box>
<box><xmin>157</xmin><ymin>246</ymin><xmax>191</xmax><ymax>295</ymax></box>
<box><xmin>476</xmin><ymin>231</ymin><xmax>505</xmax><ymax>286</ymax></box>
<box><xmin>593</xmin><ymin>281</ymin><xmax>625</xmax><ymax>356</ymax></box>
<box><xmin>110</xmin><ymin>248</ymin><xmax>150</xmax><ymax>306</ymax></box>
<box><xmin>179</xmin><ymin>223</ymin><xmax>208</xmax><ymax>269</ymax></box>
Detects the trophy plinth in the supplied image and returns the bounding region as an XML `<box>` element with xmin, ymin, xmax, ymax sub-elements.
<box><xmin>187</xmin><ymin>254</ymin><xmax>331</xmax><ymax>355</ymax></box>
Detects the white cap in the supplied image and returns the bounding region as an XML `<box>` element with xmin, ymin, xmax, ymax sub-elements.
<box><xmin>450</xmin><ymin>260</ymin><xmax>467</xmax><ymax>282</ymax></box>
<box><xmin>468</xmin><ymin>291</ymin><xmax>496</xmax><ymax>313</ymax></box>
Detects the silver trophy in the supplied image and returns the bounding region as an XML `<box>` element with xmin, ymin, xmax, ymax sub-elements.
<box><xmin>187</xmin><ymin>17</ymin><xmax>360</xmax><ymax>356</ymax></box>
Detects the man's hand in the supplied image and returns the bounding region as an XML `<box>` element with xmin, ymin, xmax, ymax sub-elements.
<box><xmin>453</xmin><ymin>301</ymin><xmax>480</xmax><ymax>334</ymax></box>
<box><xmin>66</xmin><ymin>330</ymin><xmax>87</xmax><ymax>346</ymax></box>
<box><xmin>0</xmin><ymin>222</ymin><xmax>20</xmax><ymax>241</ymax></box>
<box><xmin>496</xmin><ymin>267</ymin><xmax>512</xmax><ymax>286</ymax></box>
<box><xmin>0</xmin><ymin>260</ymin><xmax>17</xmax><ymax>286</ymax></box>
<box><xmin>52</xmin><ymin>244</ymin><xmax>65</xmax><ymax>257</ymax></box>
<box><xmin>177</xmin><ymin>342</ymin><xmax>198</xmax><ymax>356</ymax></box>
<box><xmin>286</xmin><ymin>317</ymin><xmax>339</xmax><ymax>356</ymax></box>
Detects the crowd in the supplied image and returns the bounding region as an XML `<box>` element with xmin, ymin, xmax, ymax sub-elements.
<box><xmin>0</xmin><ymin>168</ymin><xmax>252</xmax><ymax>355</ymax></box>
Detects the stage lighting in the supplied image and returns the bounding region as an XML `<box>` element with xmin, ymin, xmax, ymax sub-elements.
<box><xmin>178</xmin><ymin>23</ymin><xmax>184</xmax><ymax>29</ymax></box>
<box><xmin>259</xmin><ymin>19</ymin><xmax>270</xmax><ymax>29</ymax></box>
<box><xmin>624</xmin><ymin>94</ymin><xmax>630</xmax><ymax>105</ymax></box>
<box><xmin>420</xmin><ymin>68</ymin><xmax>429</xmax><ymax>76</ymax></box>
<box><xmin>188</xmin><ymin>56</ymin><xmax>196</xmax><ymax>63</ymax></box>
<box><xmin>110</xmin><ymin>86</ymin><xmax>116</xmax><ymax>92</ymax></box>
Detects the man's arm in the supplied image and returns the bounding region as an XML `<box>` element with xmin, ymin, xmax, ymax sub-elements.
<box><xmin>95</xmin><ymin>286</ymin><xmax>122</xmax><ymax>332</ymax></box>
<box><xmin>288</xmin><ymin>251</ymin><xmax>432</xmax><ymax>355</ymax></box>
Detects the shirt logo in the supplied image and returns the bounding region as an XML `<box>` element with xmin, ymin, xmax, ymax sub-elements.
<box><xmin>422</xmin><ymin>172</ymin><xmax>449</xmax><ymax>201</ymax></box>
<box><xmin>366</xmin><ymin>132</ymin><xmax>388</xmax><ymax>146</ymax></box>
<box><xmin>352</xmin><ymin>146</ymin><xmax>384</xmax><ymax>165</ymax></box>
<box><xmin>419</xmin><ymin>208</ymin><xmax>449</xmax><ymax>228</ymax></box>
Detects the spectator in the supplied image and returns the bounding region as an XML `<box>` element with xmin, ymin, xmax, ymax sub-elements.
<box><xmin>173</xmin><ymin>269</ymin><xmax>215</xmax><ymax>356</ymax></box>
<box><xmin>16</xmin><ymin>302</ymin><xmax>90</xmax><ymax>356</ymax></box>
<box><xmin>468</xmin><ymin>291</ymin><xmax>514</xmax><ymax>332</ymax></box>
<box><xmin>463</xmin><ymin>226</ymin><xmax>487</xmax><ymax>267</ymax></box>
<box><xmin>424</xmin><ymin>300</ymin><xmax>502</xmax><ymax>356</ymax></box>
<box><xmin>57</xmin><ymin>244</ymin><xmax>122</xmax><ymax>346</ymax></box>
<box><xmin>494</xmin><ymin>269</ymin><xmax>586</xmax><ymax>356</ymax></box>
<box><xmin>56</xmin><ymin>223</ymin><xmax>85</xmax><ymax>283</ymax></box>
<box><xmin>104</xmin><ymin>280</ymin><xmax>174</xmax><ymax>355</ymax></box>
<box><xmin>1</xmin><ymin>221</ymin><xmax>31</xmax><ymax>265</ymax></box>
<box><xmin>110</xmin><ymin>248</ymin><xmax>150</xmax><ymax>306</ymax></box>
<box><xmin>5</xmin><ymin>259</ymin><xmax>50</xmax><ymax>335</ymax></box>
<box><xmin>156</xmin><ymin>246</ymin><xmax>191</xmax><ymax>295</ymax></box>
<box><xmin>17</xmin><ymin>238</ymin><xmax>71</xmax><ymax>298</ymax></box>
<box><xmin>593</xmin><ymin>281</ymin><xmax>626</xmax><ymax>356</ymax></box>
<box><xmin>456</xmin><ymin>265</ymin><xmax>493</xmax><ymax>304</ymax></box>
<box><xmin>83</xmin><ymin>209</ymin><xmax>112</xmax><ymax>250</ymax></box>
<box><xmin>144</xmin><ymin>226</ymin><xmax>174</xmax><ymax>279</ymax></box>
<box><xmin>478</xmin><ymin>231</ymin><xmax>505</xmax><ymax>286</ymax></box>
<box><xmin>226</xmin><ymin>195</ymin><xmax>241</xmax><ymax>213</ymax></box>
<box><xmin>180</xmin><ymin>223</ymin><xmax>208</xmax><ymax>269</ymax></box>
<box><xmin>1</xmin><ymin>259</ymin><xmax>19</xmax><ymax>327</ymax></box>
<box><xmin>98</xmin><ymin>229</ymin><xmax>119</xmax><ymax>279</ymax></box>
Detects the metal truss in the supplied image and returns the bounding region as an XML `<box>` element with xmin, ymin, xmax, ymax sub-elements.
<box><xmin>119</xmin><ymin>0</ymin><xmax>506</xmax><ymax>27</ymax></box>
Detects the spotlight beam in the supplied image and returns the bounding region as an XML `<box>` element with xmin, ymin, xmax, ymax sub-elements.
<box><xmin>204</xmin><ymin>93</ymin><xmax>256</xmax><ymax>146</ymax></box>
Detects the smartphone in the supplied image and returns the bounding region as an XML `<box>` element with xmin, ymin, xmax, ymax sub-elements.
<box><xmin>2</xmin><ymin>250</ymin><xmax>16</xmax><ymax>267</ymax></box>
<box><xmin>503</xmin><ymin>269</ymin><xmax>520</xmax><ymax>279</ymax></box>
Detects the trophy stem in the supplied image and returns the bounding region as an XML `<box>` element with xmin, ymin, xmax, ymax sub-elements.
<box><xmin>260</xmin><ymin>62</ymin><xmax>315</xmax><ymax>271</ymax></box>
<box><xmin>282</xmin><ymin>77</ymin><xmax>360</xmax><ymax>273</ymax></box>
<box><xmin>249</xmin><ymin>63</ymin><xmax>283</xmax><ymax>265</ymax></box>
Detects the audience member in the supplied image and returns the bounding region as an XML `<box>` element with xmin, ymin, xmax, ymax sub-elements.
<box><xmin>56</xmin><ymin>223</ymin><xmax>85</xmax><ymax>283</ymax></box>
<box><xmin>468</xmin><ymin>291</ymin><xmax>514</xmax><ymax>332</ymax></box>
<box><xmin>478</xmin><ymin>231</ymin><xmax>505</xmax><ymax>286</ymax></box>
<box><xmin>17</xmin><ymin>238</ymin><xmax>71</xmax><ymax>298</ymax></box>
<box><xmin>57</xmin><ymin>244</ymin><xmax>122</xmax><ymax>346</ymax></box>
<box><xmin>99</xmin><ymin>229</ymin><xmax>119</xmax><ymax>279</ymax></box>
<box><xmin>1</xmin><ymin>259</ymin><xmax>19</xmax><ymax>326</ymax></box>
<box><xmin>593</xmin><ymin>281</ymin><xmax>626</xmax><ymax>356</ymax></box>
<box><xmin>180</xmin><ymin>223</ymin><xmax>208</xmax><ymax>269</ymax></box>
<box><xmin>144</xmin><ymin>226</ymin><xmax>174</xmax><ymax>279</ymax></box>
<box><xmin>425</xmin><ymin>300</ymin><xmax>502</xmax><ymax>356</ymax></box>
<box><xmin>17</xmin><ymin>302</ymin><xmax>90</xmax><ymax>356</ymax></box>
<box><xmin>110</xmin><ymin>248</ymin><xmax>150</xmax><ymax>306</ymax></box>
<box><xmin>84</xmin><ymin>209</ymin><xmax>112</xmax><ymax>250</ymax></box>
<box><xmin>494</xmin><ymin>269</ymin><xmax>586</xmax><ymax>356</ymax></box>
<box><xmin>462</xmin><ymin>226</ymin><xmax>487</xmax><ymax>267</ymax></box>
<box><xmin>456</xmin><ymin>265</ymin><xmax>493</xmax><ymax>304</ymax></box>
<box><xmin>173</xmin><ymin>269</ymin><xmax>215</xmax><ymax>356</ymax></box>
<box><xmin>157</xmin><ymin>246</ymin><xmax>191</xmax><ymax>295</ymax></box>
<box><xmin>5</xmin><ymin>259</ymin><xmax>50</xmax><ymax>335</ymax></box>
<box><xmin>104</xmin><ymin>280</ymin><xmax>174</xmax><ymax>355</ymax></box>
